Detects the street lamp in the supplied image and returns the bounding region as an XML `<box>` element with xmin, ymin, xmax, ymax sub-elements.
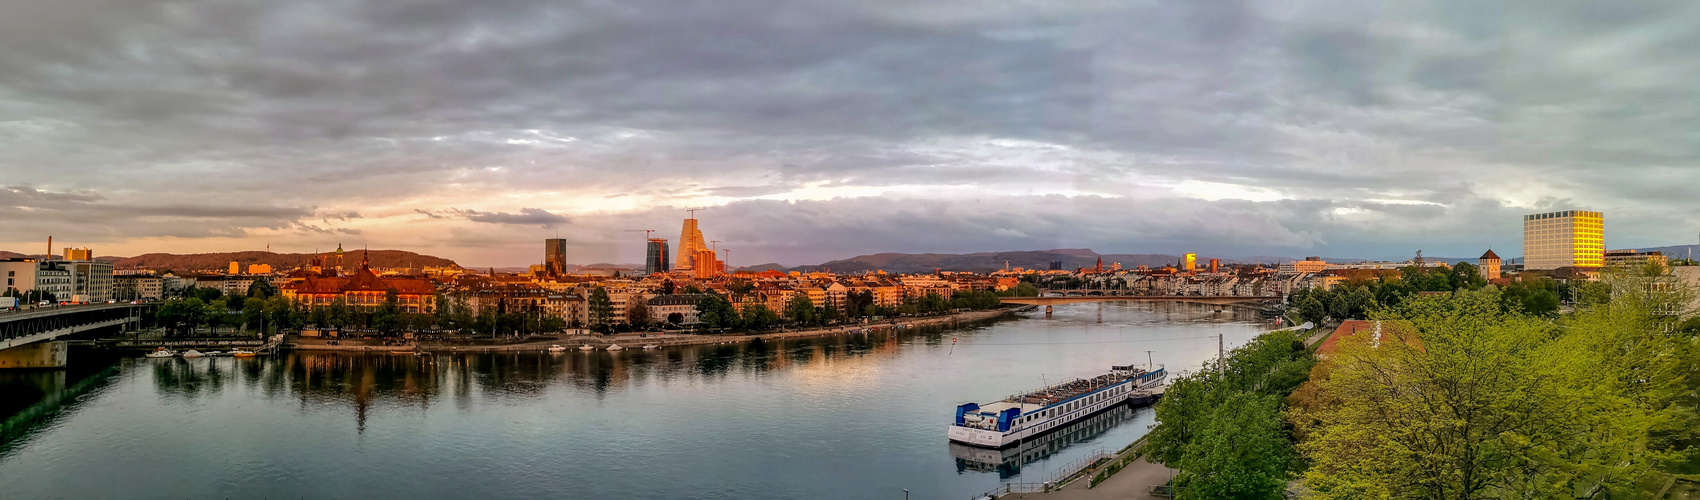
<box><xmin>902</xmin><ymin>489</ymin><xmax>908</xmax><ymax>500</ymax></box>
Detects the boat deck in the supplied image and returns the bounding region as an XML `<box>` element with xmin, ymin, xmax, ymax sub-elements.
<box><xmin>1010</xmin><ymin>372</ymin><xmax>1136</xmax><ymax>407</ymax></box>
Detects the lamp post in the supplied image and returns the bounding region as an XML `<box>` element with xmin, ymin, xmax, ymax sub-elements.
<box><xmin>902</xmin><ymin>489</ymin><xmax>908</xmax><ymax>500</ymax></box>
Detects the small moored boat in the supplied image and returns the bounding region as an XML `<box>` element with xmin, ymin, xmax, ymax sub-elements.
<box><xmin>605</xmin><ymin>344</ymin><xmax>624</xmax><ymax>351</ymax></box>
<box><xmin>230</xmin><ymin>349</ymin><xmax>256</xmax><ymax>358</ymax></box>
<box><xmin>642</xmin><ymin>344</ymin><xmax>659</xmax><ymax>350</ymax></box>
<box><xmin>578</xmin><ymin>345</ymin><xmax>595</xmax><ymax>351</ymax></box>
<box><xmin>145</xmin><ymin>348</ymin><xmax>176</xmax><ymax>358</ymax></box>
<box><xmin>547</xmin><ymin>345</ymin><xmax>568</xmax><ymax>353</ymax></box>
<box><xmin>181</xmin><ymin>350</ymin><xmax>205</xmax><ymax>358</ymax></box>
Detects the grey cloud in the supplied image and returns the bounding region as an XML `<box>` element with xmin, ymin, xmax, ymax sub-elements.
<box><xmin>460</xmin><ymin>208</ymin><xmax>570</xmax><ymax>229</ymax></box>
<box><xmin>2</xmin><ymin>0</ymin><xmax>1699</xmax><ymax>261</ymax></box>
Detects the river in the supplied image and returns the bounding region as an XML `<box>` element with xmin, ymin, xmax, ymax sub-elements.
<box><xmin>0</xmin><ymin>301</ymin><xmax>1269</xmax><ymax>499</ymax></box>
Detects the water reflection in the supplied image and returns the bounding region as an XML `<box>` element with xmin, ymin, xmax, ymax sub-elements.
<box><xmin>129</xmin><ymin>321</ymin><xmax>966</xmax><ymax>431</ymax></box>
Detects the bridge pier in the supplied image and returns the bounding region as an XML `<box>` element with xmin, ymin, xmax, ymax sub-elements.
<box><xmin>0</xmin><ymin>341</ymin><xmax>68</xmax><ymax>369</ymax></box>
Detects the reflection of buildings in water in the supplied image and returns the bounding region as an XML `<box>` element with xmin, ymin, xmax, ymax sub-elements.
<box><xmin>2</xmin><ymin>358</ymin><xmax>123</xmax><ymax>457</ymax></box>
<box><xmin>950</xmin><ymin>403</ymin><xmax>1142</xmax><ymax>479</ymax></box>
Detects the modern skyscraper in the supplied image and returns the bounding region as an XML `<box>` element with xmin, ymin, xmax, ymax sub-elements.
<box><xmin>1522</xmin><ymin>211</ymin><xmax>1604</xmax><ymax>270</ymax></box>
<box><xmin>545</xmin><ymin>238</ymin><xmax>568</xmax><ymax>276</ymax></box>
<box><xmin>646</xmin><ymin>238</ymin><xmax>670</xmax><ymax>275</ymax></box>
<box><xmin>676</xmin><ymin>218</ymin><xmax>708</xmax><ymax>271</ymax></box>
<box><xmin>1183</xmin><ymin>253</ymin><xmax>1197</xmax><ymax>271</ymax></box>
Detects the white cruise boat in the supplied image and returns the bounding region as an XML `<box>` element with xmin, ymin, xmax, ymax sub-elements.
<box><xmin>145</xmin><ymin>348</ymin><xmax>177</xmax><ymax>358</ymax></box>
<box><xmin>948</xmin><ymin>364</ymin><xmax>1165</xmax><ymax>449</ymax></box>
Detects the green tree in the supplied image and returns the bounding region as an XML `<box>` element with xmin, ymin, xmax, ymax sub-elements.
<box><xmin>243</xmin><ymin>297</ymin><xmax>267</xmax><ymax>333</ymax></box>
<box><xmin>154</xmin><ymin>298</ymin><xmax>207</xmax><ymax>336</ymax></box>
<box><xmin>1175</xmin><ymin>393</ymin><xmax>1293</xmax><ymax>499</ymax></box>
<box><xmin>1148</xmin><ymin>330</ymin><xmax>1313</xmax><ymax>498</ymax></box>
<box><xmin>628</xmin><ymin>300</ymin><xmax>652</xmax><ymax>329</ymax></box>
<box><xmin>247</xmin><ymin>278</ymin><xmax>278</xmax><ymax>299</ymax></box>
<box><xmin>1297</xmin><ymin>294</ymin><xmax>1325</xmax><ymax>324</ymax></box>
<box><xmin>784</xmin><ymin>294</ymin><xmax>816</xmax><ymax>325</ymax></box>
<box><xmin>1295</xmin><ymin>290</ymin><xmax>1685</xmax><ymax>498</ymax></box>
<box><xmin>373</xmin><ymin>289</ymin><xmax>402</xmax><ymax>335</ymax></box>
<box><xmin>588</xmin><ymin>287</ymin><xmax>614</xmax><ymax>332</ymax></box>
<box><xmin>740</xmin><ymin>303</ymin><xmax>778</xmax><ymax>331</ymax></box>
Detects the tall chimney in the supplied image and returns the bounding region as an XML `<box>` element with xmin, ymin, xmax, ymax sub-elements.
<box><xmin>46</xmin><ymin>236</ymin><xmax>51</xmax><ymax>260</ymax></box>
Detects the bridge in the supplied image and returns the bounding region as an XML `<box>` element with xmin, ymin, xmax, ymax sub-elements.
<box><xmin>1000</xmin><ymin>293</ymin><xmax>1277</xmax><ymax>316</ymax></box>
<box><xmin>0</xmin><ymin>303</ymin><xmax>151</xmax><ymax>369</ymax></box>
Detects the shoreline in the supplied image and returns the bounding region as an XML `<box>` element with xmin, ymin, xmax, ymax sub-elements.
<box><xmin>288</xmin><ymin>306</ymin><xmax>1030</xmax><ymax>353</ymax></box>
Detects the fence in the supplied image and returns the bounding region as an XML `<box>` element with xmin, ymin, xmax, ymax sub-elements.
<box><xmin>973</xmin><ymin>448</ymin><xmax>1112</xmax><ymax>499</ymax></box>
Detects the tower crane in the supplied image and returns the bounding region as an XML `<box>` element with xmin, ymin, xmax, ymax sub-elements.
<box><xmin>685</xmin><ymin>206</ymin><xmax>711</xmax><ymax>219</ymax></box>
<box><xmin>625</xmin><ymin>229</ymin><xmax>655</xmax><ymax>240</ymax></box>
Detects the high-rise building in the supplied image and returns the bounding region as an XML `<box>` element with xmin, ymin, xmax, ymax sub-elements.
<box><xmin>646</xmin><ymin>238</ymin><xmax>671</xmax><ymax>275</ymax></box>
<box><xmin>1522</xmin><ymin>211</ymin><xmax>1604</xmax><ymax>270</ymax></box>
<box><xmin>1048</xmin><ymin>261</ymin><xmax>1062</xmax><ymax>271</ymax></box>
<box><xmin>1183</xmin><ymin>253</ymin><xmax>1197</xmax><ymax>271</ymax></box>
<box><xmin>676</xmin><ymin>218</ymin><xmax>708</xmax><ymax>271</ymax></box>
<box><xmin>544</xmin><ymin>238</ymin><xmax>568</xmax><ymax>276</ymax></box>
<box><xmin>64</xmin><ymin>247</ymin><xmax>92</xmax><ymax>261</ymax></box>
<box><xmin>229</xmin><ymin>261</ymin><xmax>241</xmax><ymax>274</ymax></box>
<box><xmin>693</xmin><ymin>249</ymin><xmax>721</xmax><ymax>279</ymax></box>
<box><xmin>1478</xmin><ymin>249</ymin><xmax>1501</xmax><ymax>280</ymax></box>
<box><xmin>1208</xmin><ymin>258</ymin><xmax>1220</xmax><ymax>274</ymax></box>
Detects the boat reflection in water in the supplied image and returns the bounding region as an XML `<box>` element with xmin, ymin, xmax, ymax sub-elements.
<box><xmin>949</xmin><ymin>402</ymin><xmax>1143</xmax><ymax>479</ymax></box>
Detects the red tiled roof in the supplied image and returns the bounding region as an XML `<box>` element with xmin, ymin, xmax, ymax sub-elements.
<box><xmin>284</xmin><ymin>265</ymin><xmax>435</xmax><ymax>296</ymax></box>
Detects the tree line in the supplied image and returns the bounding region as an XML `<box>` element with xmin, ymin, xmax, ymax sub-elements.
<box><xmin>1148</xmin><ymin>262</ymin><xmax>1700</xmax><ymax>498</ymax></box>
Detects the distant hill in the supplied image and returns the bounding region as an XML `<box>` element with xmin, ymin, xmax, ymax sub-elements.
<box><xmin>110</xmin><ymin>250</ymin><xmax>460</xmax><ymax>272</ymax></box>
<box><xmin>739</xmin><ymin>262</ymin><xmax>790</xmax><ymax>272</ymax></box>
<box><xmin>795</xmin><ymin>250</ymin><xmax>1191</xmax><ymax>273</ymax></box>
<box><xmin>1634</xmin><ymin>244</ymin><xmax>1699</xmax><ymax>259</ymax></box>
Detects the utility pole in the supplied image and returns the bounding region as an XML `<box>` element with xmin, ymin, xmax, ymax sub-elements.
<box><xmin>1218</xmin><ymin>333</ymin><xmax>1224</xmax><ymax>376</ymax></box>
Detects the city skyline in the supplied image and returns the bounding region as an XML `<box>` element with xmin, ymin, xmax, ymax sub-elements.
<box><xmin>6</xmin><ymin>2</ymin><xmax>1700</xmax><ymax>267</ymax></box>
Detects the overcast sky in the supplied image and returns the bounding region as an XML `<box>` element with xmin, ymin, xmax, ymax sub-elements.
<box><xmin>4</xmin><ymin>0</ymin><xmax>1699</xmax><ymax>267</ymax></box>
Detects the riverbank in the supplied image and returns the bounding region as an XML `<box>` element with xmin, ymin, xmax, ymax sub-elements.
<box><xmin>288</xmin><ymin>306</ymin><xmax>1030</xmax><ymax>353</ymax></box>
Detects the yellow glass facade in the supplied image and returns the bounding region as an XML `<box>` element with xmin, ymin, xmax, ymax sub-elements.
<box><xmin>1522</xmin><ymin>210</ymin><xmax>1603</xmax><ymax>270</ymax></box>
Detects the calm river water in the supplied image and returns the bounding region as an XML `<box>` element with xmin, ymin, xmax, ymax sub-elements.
<box><xmin>0</xmin><ymin>302</ymin><xmax>1268</xmax><ymax>499</ymax></box>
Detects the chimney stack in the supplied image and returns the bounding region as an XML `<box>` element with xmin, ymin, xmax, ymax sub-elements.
<box><xmin>46</xmin><ymin>236</ymin><xmax>51</xmax><ymax>260</ymax></box>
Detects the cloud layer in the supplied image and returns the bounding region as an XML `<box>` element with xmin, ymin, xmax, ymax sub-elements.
<box><xmin>3</xmin><ymin>0</ymin><xmax>1699</xmax><ymax>266</ymax></box>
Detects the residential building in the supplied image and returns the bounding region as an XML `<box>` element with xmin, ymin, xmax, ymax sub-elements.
<box><xmin>1523</xmin><ymin>210</ymin><xmax>1604</xmax><ymax>270</ymax></box>
<box><xmin>229</xmin><ymin>261</ymin><xmax>241</xmax><ymax>274</ymax></box>
<box><xmin>0</xmin><ymin>259</ymin><xmax>37</xmax><ymax>295</ymax></box>
<box><xmin>113</xmin><ymin>275</ymin><xmax>164</xmax><ymax>301</ymax></box>
<box><xmin>1278</xmin><ymin>257</ymin><xmax>1329</xmax><ymax>274</ymax></box>
<box><xmin>248</xmin><ymin>264</ymin><xmax>273</xmax><ymax>274</ymax></box>
<box><xmin>1604</xmin><ymin>249</ymin><xmax>1667</xmax><ymax>268</ymax></box>
<box><xmin>693</xmin><ymin>249</ymin><xmax>721</xmax><ymax>279</ymax></box>
<box><xmin>65</xmin><ymin>260</ymin><xmax>113</xmax><ymax>302</ymax></box>
<box><xmin>1183</xmin><ymin>253</ymin><xmax>1197</xmax><ymax>272</ymax></box>
<box><xmin>648</xmin><ymin>294</ymin><xmax>706</xmax><ymax>325</ymax></box>
<box><xmin>63</xmin><ymin>247</ymin><xmax>93</xmax><ymax>261</ymax></box>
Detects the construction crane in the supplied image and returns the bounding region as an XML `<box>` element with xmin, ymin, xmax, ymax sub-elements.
<box><xmin>685</xmin><ymin>206</ymin><xmax>711</xmax><ymax>219</ymax></box>
<box><xmin>722</xmin><ymin>248</ymin><xmax>731</xmax><ymax>272</ymax></box>
<box><xmin>625</xmin><ymin>229</ymin><xmax>655</xmax><ymax>240</ymax></box>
